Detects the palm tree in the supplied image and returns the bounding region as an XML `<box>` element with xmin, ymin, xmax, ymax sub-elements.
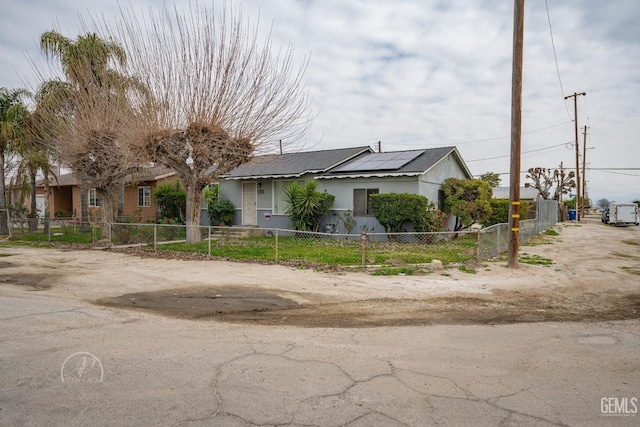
<box><xmin>28</xmin><ymin>79</ymin><xmax>73</xmax><ymax>234</ymax></box>
<box><xmin>39</xmin><ymin>31</ymin><xmax>131</xmax><ymax>237</ymax></box>
<box><xmin>0</xmin><ymin>87</ymin><xmax>30</xmax><ymax>235</ymax></box>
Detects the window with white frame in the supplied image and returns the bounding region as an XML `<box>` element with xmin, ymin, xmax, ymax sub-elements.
<box><xmin>138</xmin><ymin>186</ymin><xmax>151</xmax><ymax>207</ymax></box>
<box><xmin>273</xmin><ymin>180</ymin><xmax>304</xmax><ymax>214</ymax></box>
<box><xmin>353</xmin><ymin>188</ymin><xmax>379</xmax><ymax>216</ymax></box>
<box><xmin>89</xmin><ymin>188</ymin><xmax>100</xmax><ymax>207</ymax></box>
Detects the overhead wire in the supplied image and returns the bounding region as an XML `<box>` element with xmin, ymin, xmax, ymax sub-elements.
<box><xmin>545</xmin><ymin>0</ymin><xmax>573</xmax><ymax>121</ymax></box>
<box><xmin>466</xmin><ymin>141</ymin><xmax>573</xmax><ymax>163</ymax></box>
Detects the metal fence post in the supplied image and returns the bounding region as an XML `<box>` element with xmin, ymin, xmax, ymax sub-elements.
<box><xmin>153</xmin><ymin>225</ymin><xmax>157</xmax><ymax>251</ymax></box>
<box><xmin>360</xmin><ymin>231</ymin><xmax>367</xmax><ymax>269</ymax></box>
<box><xmin>208</xmin><ymin>226</ymin><xmax>212</xmax><ymax>257</ymax></box>
<box><xmin>275</xmin><ymin>229</ymin><xmax>279</xmax><ymax>264</ymax></box>
<box><xmin>476</xmin><ymin>230</ymin><xmax>481</xmax><ymax>263</ymax></box>
<box><xmin>6</xmin><ymin>209</ymin><xmax>13</xmax><ymax>239</ymax></box>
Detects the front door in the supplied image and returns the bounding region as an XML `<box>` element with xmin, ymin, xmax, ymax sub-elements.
<box><xmin>242</xmin><ymin>182</ymin><xmax>257</xmax><ymax>225</ymax></box>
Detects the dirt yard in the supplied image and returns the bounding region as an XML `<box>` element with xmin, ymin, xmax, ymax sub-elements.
<box><xmin>1</xmin><ymin>217</ymin><xmax>639</xmax><ymax>327</ymax></box>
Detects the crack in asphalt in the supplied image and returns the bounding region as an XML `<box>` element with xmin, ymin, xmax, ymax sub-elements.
<box><xmin>170</xmin><ymin>334</ymin><xmax>572</xmax><ymax>427</ymax></box>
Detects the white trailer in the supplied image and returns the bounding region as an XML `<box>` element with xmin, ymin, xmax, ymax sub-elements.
<box><xmin>608</xmin><ymin>203</ymin><xmax>639</xmax><ymax>226</ymax></box>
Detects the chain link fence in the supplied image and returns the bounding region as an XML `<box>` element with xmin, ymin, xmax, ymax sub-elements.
<box><xmin>105</xmin><ymin>224</ymin><xmax>481</xmax><ymax>267</ymax></box>
<box><xmin>7</xmin><ymin>216</ymin><xmax>103</xmax><ymax>243</ymax></box>
<box><xmin>5</xmin><ymin>198</ymin><xmax>560</xmax><ymax>268</ymax></box>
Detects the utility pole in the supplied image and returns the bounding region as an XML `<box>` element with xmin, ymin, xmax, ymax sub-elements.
<box><xmin>508</xmin><ymin>0</ymin><xmax>525</xmax><ymax>269</ymax></box>
<box><xmin>564</xmin><ymin>92</ymin><xmax>586</xmax><ymax>220</ymax></box>
<box><xmin>581</xmin><ymin>125</ymin><xmax>588</xmax><ymax>218</ymax></box>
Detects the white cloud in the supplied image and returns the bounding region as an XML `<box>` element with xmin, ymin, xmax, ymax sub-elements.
<box><xmin>1</xmin><ymin>0</ymin><xmax>638</xmax><ymax>202</ymax></box>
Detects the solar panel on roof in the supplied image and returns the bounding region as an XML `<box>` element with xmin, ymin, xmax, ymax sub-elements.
<box><xmin>333</xmin><ymin>150</ymin><xmax>424</xmax><ymax>172</ymax></box>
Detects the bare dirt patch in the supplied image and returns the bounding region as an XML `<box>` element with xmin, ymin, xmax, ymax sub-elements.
<box><xmin>2</xmin><ymin>217</ymin><xmax>640</xmax><ymax>327</ymax></box>
<box><xmin>95</xmin><ymin>286</ymin><xmax>640</xmax><ymax>327</ymax></box>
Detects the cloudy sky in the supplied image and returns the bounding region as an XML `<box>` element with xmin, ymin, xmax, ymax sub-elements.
<box><xmin>1</xmin><ymin>0</ymin><xmax>639</xmax><ymax>203</ymax></box>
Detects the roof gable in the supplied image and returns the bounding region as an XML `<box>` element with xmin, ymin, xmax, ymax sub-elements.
<box><xmin>222</xmin><ymin>146</ymin><xmax>372</xmax><ymax>179</ymax></box>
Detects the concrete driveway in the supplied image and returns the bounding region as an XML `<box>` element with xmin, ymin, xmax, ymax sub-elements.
<box><xmin>1</xmin><ymin>286</ymin><xmax>638</xmax><ymax>426</ymax></box>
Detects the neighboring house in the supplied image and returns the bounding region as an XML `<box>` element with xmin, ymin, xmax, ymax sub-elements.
<box><xmin>35</xmin><ymin>166</ymin><xmax>178</xmax><ymax>222</ymax></box>
<box><xmin>219</xmin><ymin>145</ymin><xmax>473</xmax><ymax>232</ymax></box>
<box><xmin>492</xmin><ymin>186</ymin><xmax>540</xmax><ymax>200</ymax></box>
<box><xmin>492</xmin><ymin>186</ymin><xmax>541</xmax><ymax>220</ymax></box>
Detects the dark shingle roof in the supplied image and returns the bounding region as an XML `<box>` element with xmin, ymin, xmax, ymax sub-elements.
<box><xmin>36</xmin><ymin>166</ymin><xmax>177</xmax><ymax>187</ymax></box>
<box><xmin>223</xmin><ymin>146</ymin><xmax>372</xmax><ymax>179</ymax></box>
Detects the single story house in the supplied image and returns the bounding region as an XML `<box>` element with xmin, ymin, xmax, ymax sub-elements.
<box><xmin>218</xmin><ymin>145</ymin><xmax>474</xmax><ymax>232</ymax></box>
<box><xmin>492</xmin><ymin>186</ymin><xmax>540</xmax><ymax>200</ymax></box>
<box><xmin>217</xmin><ymin>146</ymin><xmax>372</xmax><ymax>228</ymax></box>
<box><xmin>35</xmin><ymin>166</ymin><xmax>178</xmax><ymax>222</ymax></box>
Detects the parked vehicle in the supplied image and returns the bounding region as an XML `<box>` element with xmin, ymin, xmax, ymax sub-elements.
<box><xmin>601</xmin><ymin>206</ymin><xmax>610</xmax><ymax>224</ymax></box>
<box><xmin>607</xmin><ymin>203</ymin><xmax>639</xmax><ymax>226</ymax></box>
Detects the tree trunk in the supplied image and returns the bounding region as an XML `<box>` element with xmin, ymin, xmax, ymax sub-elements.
<box><xmin>43</xmin><ymin>173</ymin><xmax>51</xmax><ymax>235</ymax></box>
<box><xmin>80</xmin><ymin>174</ymin><xmax>90</xmax><ymax>232</ymax></box>
<box><xmin>117</xmin><ymin>181</ymin><xmax>125</xmax><ymax>221</ymax></box>
<box><xmin>28</xmin><ymin>169</ymin><xmax>38</xmax><ymax>232</ymax></box>
<box><xmin>0</xmin><ymin>149</ymin><xmax>8</xmax><ymax>235</ymax></box>
<box><xmin>185</xmin><ymin>178</ymin><xmax>203</xmax><ymax>244</ymax></box>
<box><xmin>97</xmin><ymin>187</ymin><xmax>115</xmax><ymax>242</ymax></box>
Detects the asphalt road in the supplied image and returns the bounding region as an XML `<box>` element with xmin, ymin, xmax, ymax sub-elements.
<box><xmin>1</xmin><ymin>285</ymin><xmax>638</xmax><ymax>426</ymax></box>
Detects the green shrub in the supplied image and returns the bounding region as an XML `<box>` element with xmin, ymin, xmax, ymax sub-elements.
<box><xmin>369</xmin><ymin>193</ymin><xmax>447</xmax><ymax>233</ymax></box>
<box><xmin>154</xmin><ymin>182</ymin><xmax>185</xmax><ymax>223</ymax></box>
<box><xmin>483</xmin><ymin>199</ymin><xmax>510</xmax><ymax>226</ymax></box>
<box><xmin>442</xmin><ymin>178</ymin><xmax>493</xmax><ymax>230</ymax></box>
<box><xmin>283</xmin><ymin>181</ymin><xmax>335</xmax><ymax>231</ymax></box>
<box><xmin>203</xmin><ymin>184</ymin><xmax>235</xmax><ymax>226</ymax></box>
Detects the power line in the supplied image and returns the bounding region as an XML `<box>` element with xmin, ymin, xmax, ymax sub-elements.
<box><xmin>591</xmin><ymin>169</ymin><xmax>640</xmax><ymax>177</ymax></box>
<box><xmin>482</xmin><ymin>168</ymin><xmax>640</xmax><ymax>177</ymax></box>
<box><xmin>583</xmin><ymin>95</ymin><xmax>591</xmax><ymax>128</ymax></box>
<box><xmin>467</xmin><ymin>141</ymin><xmax>572</xmax><ymax>162</ymax></box>
<box><xmin>388</xmin><ymin>121</ymin><xmax>574</xmax><ymax>148</ymax></box>
<box><xmin>545</xmin><ymin>0</ymin><xmax>573</xmax><ymax>121</ymax></box>
<box><xmin>455</xmin><ymin>121</ymin><xmax>572</xmax><ymax>145</ymax></box>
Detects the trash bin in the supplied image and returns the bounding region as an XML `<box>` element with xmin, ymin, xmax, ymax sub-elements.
<box><xmin>568</xmin><ymin>209</ymin><xmax>577</xmax><ymax>221</ymax></box>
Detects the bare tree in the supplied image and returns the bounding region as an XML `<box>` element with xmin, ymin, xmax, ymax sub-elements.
<box><xmin>525</xmin><ymin>167</ymin><xmax>575</xmax><ymax>202</ymax></box>
<box><xmin>553</xmin><ymin>169</ymin><xmax>575</xmax><ymax>202</ymax></box>
<box><xmin>596</xmin><ymin>198</ymin><xmax>609</xmax><ymax>210</ymax></box>
<box><xmin>525</xmin><ymin>167</ymin><xmax>555</xmax><ymax>200</ymax></box>
<box><xmin>106</xmin><ymin>3</ymin><xmax>312</xmax><ymax>242</ymax></box>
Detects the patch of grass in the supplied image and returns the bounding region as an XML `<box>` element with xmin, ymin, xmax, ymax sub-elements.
<box><xmin>458</xmin><ymin>265</ymin><xmax>477</xmax><ymax>274</ymax></box>
<box><xmin>372</xmin><ymin>266</ymin><xmax>416</xmax><ymax>276</ymax></box>
<box><xmin>544</xmin><ymin>228</ymin><xmax>559</xmax><ymax>236</ymax></box>
<box><xmin>1</xmin><ymin>240</ymin><xmax>55</xmax><ymax>249</ymax></box>
<box><xmin>0</xmin><ymin>253</ymin><xmax>13</xmax><ymax>257</ymax></box>
<box><xmin>156</xmin><ymin>234</ymin><xmax>478</xmax><ymax>267</ymax></box>
<box><xmin>622</xmin><ymin>240</ymin><xmax>640</xmax><ymax>246</ymax></box>
<box><xmin>621</xmin><ymin>266</ymin><xmax>640</xmax><ymax>276</ymax></box>
<box><xmin>612</xmin><ymin>252</ymin><xmax>640</xmax><ymax>261</ymax></box>
<box><xmin>519</xmin><ymin>254</ymin><xmax>553</xmax><ymax>266</ymax></box>
<box><xmin>10</xmin><ymin>228</ymin><xmax>99</xmax><ymax>244</ymax></box>
<box><xmin>522</xmin><ymin>235</ymin><xmax>554</xmax><ymax>246</ymax></box>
